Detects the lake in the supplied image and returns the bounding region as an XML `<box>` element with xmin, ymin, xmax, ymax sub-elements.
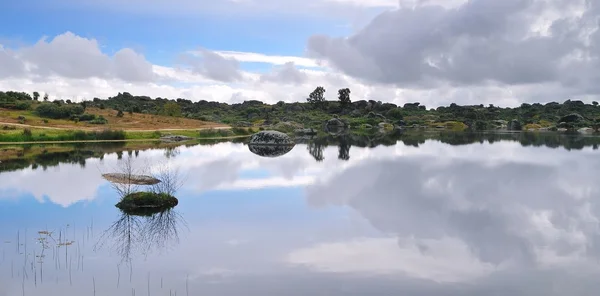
<box><xmin>1</xmin><ymin>131</ymin><xmax>600</xmax><ymax>296</ymax></box>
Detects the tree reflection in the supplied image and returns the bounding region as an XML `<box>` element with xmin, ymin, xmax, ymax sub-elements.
<box><xmin>338</xmin><ymin>137</ymin><xmax>351</xmax><ymax>161</ymax></box>
<box><xmin>307</xmin><ymin>141</ymin><xmax>325</xmax><ymax>162</ymax></box>
<box><xmin>96</xmin><ymin>209</ymin><xmax>186</xmax><ymax>263</ymax></box>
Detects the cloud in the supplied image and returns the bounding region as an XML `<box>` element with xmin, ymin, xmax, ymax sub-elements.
<box><xmin>307</xmin><ymin>0</ymin><xmax>598</xmax><ymax>94</ymax></box>
<box><xmin>304</xmin><ymin>152</ymin><xmax>600</xmax><ymax>268</ymax></box>
<box><xmin>0</xmin><ymin>46</ymin><xmax>25</xmax><ymax>78</ymax></box>
<box><xmin>211</xmin><ymin>51</ymin><xmax>320</xmax><ymax>68</ymax></box>
<box><xmin>19</xmin><ymin>32</ymin><xmax>155</xmax><ymax>82</ymax></box>
<box><xmin>181</xmin><ymin>48</ymin><xmax>244</xmax><ymax>83</ymax></box>
<box><xmin>287</xmin><ymin>237</ymin><xmax>497</xmax><ymax>282</ymax></box>
<box><xmin>2</xmin><ymin>30</ymin><xmax>598</xmax><ymax>107</ymax></box>
<box><xmin>260</xmin><ymin>62</ymin><xmax>309</xmax><ymax>85</ymax></box>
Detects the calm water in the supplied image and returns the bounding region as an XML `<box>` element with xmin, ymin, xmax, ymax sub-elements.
<box><xmin>1</xmin><ymin>132</ymin><xmax>600</xmax><ymax>296</ymax></box>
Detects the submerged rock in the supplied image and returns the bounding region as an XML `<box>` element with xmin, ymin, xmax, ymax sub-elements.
<box><xmin>249</xmin><ymin>131</ymin><xmax>294</xmax><ymax>145</ymax></box>
<box><xmin>102</xmin><ymin>173</ymin><xmax>161</xmax><ymax>185</ymax></box>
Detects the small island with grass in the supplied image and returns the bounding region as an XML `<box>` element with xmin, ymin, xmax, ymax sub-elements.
<box><xmin>2</xmin><ymin>88</ymin><xmax>600</xmax><ymax>145</ymax></box>
<box><xmin>116</xmin><ymin>192</ymin><xmax>179</xmax><ymax>216</ymax></box>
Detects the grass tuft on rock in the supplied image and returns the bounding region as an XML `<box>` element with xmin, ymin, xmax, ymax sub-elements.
<box><xmin>116</xmin><ymin>192</ymin><xmax>179</xmax><ymax>216</ymax></box>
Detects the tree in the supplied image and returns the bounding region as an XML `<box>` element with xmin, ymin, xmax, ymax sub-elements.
<box><xmin>162</xmin><ymin>102</ymin><xmax>182</xmax><ymax>117</ymax></box>
<box><xmin>43</xmin><ymin>93</ymin><xmax>49</xmax><ymax>102</ymax></box>
<box><xmin>338</xmin><ymin>88</ymin><xmax>351</xmax><ymax>107</ymax></box>
<box><xmin>593</xmin><ymin>101</ymin><xmax>598</xmax><ymax>106</ymax></box>
<box><xmin>307</xmin><ymin>86</ymin><xmax>326</xmax><ymax>108</ymax></box>
<box><xmin>33</xmin><ymin>92</ymin><xmax>40</xmax><ymax>101</ymax></box>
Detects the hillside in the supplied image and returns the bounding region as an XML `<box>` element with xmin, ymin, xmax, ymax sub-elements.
<box><xmin>0</xmin><ymin>106</ymin><xmax>225</xmax><ymax>131</ymax></box>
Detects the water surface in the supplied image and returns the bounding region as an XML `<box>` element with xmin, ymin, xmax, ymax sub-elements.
<box><xmin>1</xmin><ymin>132</ymin><xmax>600</xmax><ymax>296</ymax></box>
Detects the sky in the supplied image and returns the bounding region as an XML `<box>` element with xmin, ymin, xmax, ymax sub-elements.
<box><xmin>0</xmin><ymin>0</ymin><xmax>598</xmax><ymax>107</ymax></box>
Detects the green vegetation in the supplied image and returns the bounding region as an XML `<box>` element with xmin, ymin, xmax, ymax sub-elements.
<box><xmin>3</xmin><ymin>89</ymin><xmax>600</xmax><ymax>137</ymax></box>
<box><xmin>116</xmin><ymin>192</ymin><xmax>179</xmax><ymax>216</ymax></box>
<box><xmin>35</xmin><ymin>103</ymin><xmax>84</xmax><ymax>119</ymax></box>
<box><xmin>198</xmin><ymin>127</ymin><xmax>254</xmax><ymax>138</ymax></box>
<box><xmin>0</xmin><ymin>128</ymin><xmax>126</xmax><ymax>142</ymax></box>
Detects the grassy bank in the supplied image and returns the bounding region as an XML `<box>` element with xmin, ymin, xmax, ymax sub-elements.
<box><xmin>0</xmin><ymin>126</ymin><xmax>253</xmax><ymax>143</ymax></box>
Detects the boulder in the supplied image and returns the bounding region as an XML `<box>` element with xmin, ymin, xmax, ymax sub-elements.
<box><xmin>559</xmin><ymin>113</ymin><xmax>584</xmax><ymax>123</ymax></box>
<box><xmin>367</xmin><ymin>112</ymin><xmax>387</xmax><ymax>120</ymax></box>
<box><xmin>578</xmin><ymin>127</ymin><xmax>594</xmax><ymax>134</ymax></box>
<box><xmin>249</xmin><ymin>131</ymin><xmax>294</xmax><ymax>145</ymax></box>
<box><xmin>508</xmin><ymin>120</ymin><xmax>522</xmax><ymax>131</ymax></box>
<box><xmin>326</xmin><ymin>118</ymin><xmax>346</xmax><ymax>127</ymax></box>
<box><xmin>285</xmin><ymin>104</ymin><xmax>304</xmax><ymax>112</ymax></box>
<box><xmin>350</xmin><ymin>110</ymin><xmax>362</xmax><ymax>117</ymax></box>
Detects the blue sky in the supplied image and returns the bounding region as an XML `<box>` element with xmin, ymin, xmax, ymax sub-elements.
<box><xmin>0</xmin><ymin>0</ymin><xmax>359</xmax><ymax>66</ymax></box>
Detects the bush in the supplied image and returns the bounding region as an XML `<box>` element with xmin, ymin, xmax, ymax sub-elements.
<box><xmin>14</xmin><ymin>101</ymin><xmax>31</xmax><ymax>110</ymax></box>
<box><xmin>36</xmin><ymin>103</ymin><xmax>84</xmax><ymax>119</ymax></box>
<box><xmin>71</xmin><ymin>113</ymin><xmax>96</xmax><ymax>122</ymax></box>
<box><xmin>22</xmin><ymin>128</ymin><xmax>32</xmax><ymax>138</ymax></box>
<box><xmin>198</xmin><ymin>128</ymin><xmax>234</xmax><ymax>138</ymax></box>
<box><xmin>386</xmin><ymin>108</ymin><xmax>403</xmax><ymax>120</ymax></box>
<box><xmin>116</xmin><ymin>192</ymin><xmax>178</xmax><ymax>216</ymax></box>
<box><xmin>117</xmin><ymin>110</ymin><xmax>124</xmax><ymax>118</ymax></box>
<box><xmin>231</xmin><ymin>127</ymin><xmax>251</xmax><ymax>135</ymax></box>
<box><xmin>89</xmin><ymin>115</ymin><xmax>108</xmax><ymax>125</ymax></box>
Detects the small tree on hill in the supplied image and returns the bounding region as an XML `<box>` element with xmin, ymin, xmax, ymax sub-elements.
<box><xmin>338</xmin><ymin>88</ymin><xmax>351</xmax><ymax>107</ymax></box>
<box><xmin>33</xmin><ymin>92</ymin><xmax>40</xmax><ymax>101</ymax></box>
<box><xmin>162</xmin><ymin>102</ymin><xmax>182</xmax><ymax>117</ymax></box>
<box><xmin>307</xmin><ymin>86</ymin><xmax>326</xmax><ymax>108</ymax></box>
<box><xmin>43</xmin><ymin>93</ymin><xmax>49</xmax><ymax>102</ymax></box>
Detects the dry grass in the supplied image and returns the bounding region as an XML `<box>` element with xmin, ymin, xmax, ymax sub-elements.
<box><xmin>0</xmin><ymin>107</ymin><xmax>226</xmax><ymax>131</ymax></box>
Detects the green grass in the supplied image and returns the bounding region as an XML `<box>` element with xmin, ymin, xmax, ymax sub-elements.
<box><xmin>116</xmin><ymin>192</ymin><xmax>179</xmax><ymax>216</ymax></box>
<box><xmin>0</xmin><ymin>127</ymin><xmax>253</xmax><ymax>143</ymax></box>
<box><xmin>0</xmin><ymin>128</ymin><xmax>126</xmax><ymax>142</ymax></box>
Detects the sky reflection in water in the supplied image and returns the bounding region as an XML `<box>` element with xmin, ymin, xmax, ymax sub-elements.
<box><xmin>1</xmin><ymin>137</ymin><xmax>600</xmax><ymax>295</ymax></box>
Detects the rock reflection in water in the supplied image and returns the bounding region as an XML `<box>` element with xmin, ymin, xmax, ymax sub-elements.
<box><xmin>248</xmin><ymin>144</ymin><xmax>296</xmax><ymax>158</ymax></box>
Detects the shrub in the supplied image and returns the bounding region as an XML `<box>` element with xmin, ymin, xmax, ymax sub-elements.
<box><xmin>89</xmin><ymin>116</ymin><xmax>108</xmax><ymax>125</ymax></box>
<box><xmin>117</xmin><ymin>110</ymin><xmax>124</xmax><ymax>118</ymax></box>
<box><xmin>198</xmin><ymin>128</ymin><xmax>234</xmax><ymax>138</ymax></box>
<box><xmin>386</xmin><ymin>108</ymin><xmax>404</xmax><ymax>120</ymax></box>
<box><xmin>22</xmin><ymin>128</ymin><xmax>32</xmax><ymax>138</ymax></box>
<box><xmin>14</xmin><ymin>101</ymin><xmax>31</xmax><ymax>110</ymax></box>
<box><xmin>36</xmin><ymin>103</ymin><xmax>84</xmax><ymax>119</ymax></box>
<box><xmin>231</xmin><ymin>127</ymin><xmax>251</xmax><ymax>135</ymax></box>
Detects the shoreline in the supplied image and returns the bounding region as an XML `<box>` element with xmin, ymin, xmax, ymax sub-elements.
<box><xmin>0</xmin><ymin>134</ymin><xmax>250</xmax><ymax>145</ymax></box>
